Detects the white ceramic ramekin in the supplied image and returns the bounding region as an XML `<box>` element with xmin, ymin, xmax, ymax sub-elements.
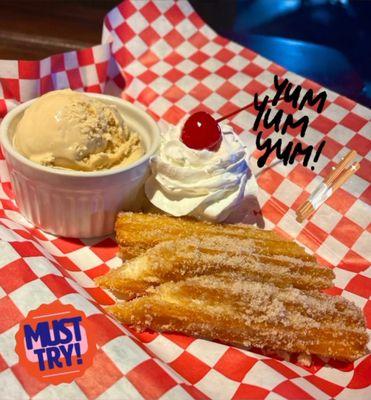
<box><xmin>0</xmin><ymin>93</ymin><xmax>160</xmax><ymax>238</ymax></box>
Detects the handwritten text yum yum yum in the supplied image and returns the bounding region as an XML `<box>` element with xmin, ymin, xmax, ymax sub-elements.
<box><xmin>253</xmin><ymin>75</ymin><xmax>327</xmax><ymax>170</ymax></box>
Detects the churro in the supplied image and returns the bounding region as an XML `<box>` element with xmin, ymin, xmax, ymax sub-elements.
<box><xmin>97</xmin><ymin>237</ymin><xmax>334</xmax><ymax>299</ymax></box>
<box><xmin>115</xmin><ymin>212</ymin><xmax>314</xmax><ymax>262</ymax></box>
<box><xmin>108</xmin><ymin>276</ymin><xmax>368</xmax><ymax>362</ymax></box>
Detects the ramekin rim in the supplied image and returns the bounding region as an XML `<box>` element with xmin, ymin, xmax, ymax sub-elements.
<box><xmin>0</xmin><ymin>92</ymin><xmax>160</xmax><ymax>178</ymax></box>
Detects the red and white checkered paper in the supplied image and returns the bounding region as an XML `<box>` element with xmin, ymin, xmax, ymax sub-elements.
<box><xmin>0</xmin><ymin>1</ymin><xmax>370</xmax><ymax>399</ymax></box>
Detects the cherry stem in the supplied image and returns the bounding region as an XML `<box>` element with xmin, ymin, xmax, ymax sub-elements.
<box><xmin>216</xmin><ymin>96</ymin><xmax>285</xmax><ymax>123</ymax></box>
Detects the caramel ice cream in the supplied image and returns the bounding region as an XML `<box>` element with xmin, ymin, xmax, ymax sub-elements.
<box><xmin>13</xmin><ymin>89</ymin><xmax>144</xmax><ymax>171</ymax></box>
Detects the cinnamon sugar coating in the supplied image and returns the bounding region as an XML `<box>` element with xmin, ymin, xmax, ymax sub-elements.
<box><xmin>96</xmin><ymin>212</ymin><xmax>369</xmax><ymax>363</ymax></box>
<box><xmin>109</xmin><ymin>276</ymin><xmax>368</xmax><ymax>361</ymax></box>
<box><xmin>97</xmin><ymin>236</ymin><xmax>334</xmax><ymax>299</ymax></box>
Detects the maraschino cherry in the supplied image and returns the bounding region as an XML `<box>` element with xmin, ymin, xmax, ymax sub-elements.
<box><xmin>181</xmin><ymin>96</ymin><xmax>283</xmax><ymax>152</ymax></box>
<box><xmin>181</xmin><ymin>111</ymin><xmax>222</xmax><ymax>151</ymax></box>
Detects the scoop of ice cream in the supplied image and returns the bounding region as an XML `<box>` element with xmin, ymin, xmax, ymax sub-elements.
<box><xmin>145</xmin><ymin>122</ymin><xmax>253</xmax><ymax>222</ymax></box>
<box><xmin>13</xmin><ymin>89</ymin><xmax>143</xmax><ymax>171</ymax></box>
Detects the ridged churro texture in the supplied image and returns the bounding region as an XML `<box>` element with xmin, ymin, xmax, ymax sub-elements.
<box><xmin>115</xmin><ymin>212</ymin><xmax>315</xmax><ymax>261</ymax></box>
<box><xmin>108</xmin><ymin>276</ymin><xmax>368</xmax><ymax>362</ymax></box>
<box><xmin>100</xmin><ymin>212</ymin><xmax>368</xmax><ymax>362</ymax></box>
<box><xmin>97</xmin><ymin>237</ymin><xmax>334</xmax><ymax>300</ymax></box>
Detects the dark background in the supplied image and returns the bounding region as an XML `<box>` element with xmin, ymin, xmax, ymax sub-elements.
<box><xmin>0</xmin><ymin>0</ymin><xmax>370</xmax><ymax>107</ymax></box>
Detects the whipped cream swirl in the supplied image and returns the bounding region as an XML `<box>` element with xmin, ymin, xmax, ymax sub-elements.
<box><xmin>145</xmin><ymin>123</ymin><xmax>251</xmax><ymax>222</ymax></box>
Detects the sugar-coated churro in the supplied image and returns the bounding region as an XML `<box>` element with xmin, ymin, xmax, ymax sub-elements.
<box><xmin>97</xmin><ymin>237</ymin><xmax>334</xmax><ymax>299</ymax></box>
<box><xmin>108</xmin><ymin>276</ymin><xmax>368</xmax><ymax>362</ymax></box>
<box><xmin>99</xmin><ymin>212</ymin><xmax>368</xmax><ymax>363</ymax></box>
<box><xmin>115</xmin><ymin>212</ymin><xmax>314</xmax><ymax>262</ymax></box>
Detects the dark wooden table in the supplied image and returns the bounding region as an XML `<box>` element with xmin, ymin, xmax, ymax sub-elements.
<box><xmin>0</xmin><ymin>0</ymin><xmax>234</xmax><ymax>61</ymax></box>
<box><xmin>0</xmin><ymin>1</ymin><xmax>118</xmax><ymax>60</ymax></box>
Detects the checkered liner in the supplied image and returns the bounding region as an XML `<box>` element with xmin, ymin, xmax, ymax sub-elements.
<box><xmin>0</xmin><ymin>0</ymin><xmax>370</xmax><ymax>398</ymax></box>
